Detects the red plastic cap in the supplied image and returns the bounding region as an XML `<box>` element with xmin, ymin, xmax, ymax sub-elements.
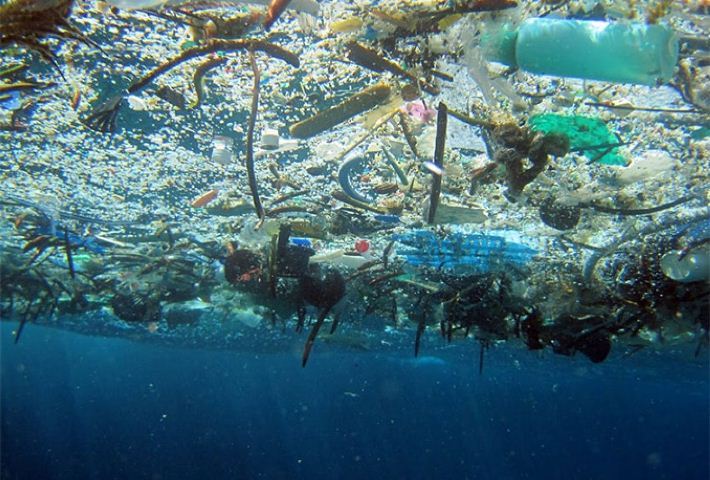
<box><xmin>354</xmin><ymin>239</ymin><xmax>370</xmax><ymax>254</ymax></box>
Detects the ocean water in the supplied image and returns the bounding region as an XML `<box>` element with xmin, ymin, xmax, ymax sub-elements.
<box><xmin>2</xmin><ymin>323</ymin><xmax>708</xmax><ymax>480</ymax></box>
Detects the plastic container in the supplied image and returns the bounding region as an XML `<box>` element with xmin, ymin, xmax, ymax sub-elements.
<box><xmin>261</xmin><ymin>128</ymin><xmax>280</xmax><ymax>149</ymax></box>
<box><xmin>484</xmin><ymin>18</ymin><xmax>679</xmax><ymax>85</ymax></box>
<box><xmin>393</xmin><ymin>230</ymin><xmax>537</xmax><ymax>272</ymax></box>
<box><xmin>211</xmin><ymin>135</ymin><xmax>233</xmax><ymax>165</ymax></box>
<box><xmin>660</xmin><ymin>248</ymin><xmax>710</xmax><ymax>283</ymax></box>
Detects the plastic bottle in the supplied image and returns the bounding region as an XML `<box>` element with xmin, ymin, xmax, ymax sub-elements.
<box><xmin>483</xmin><ymin>18</ymin><xmax>679</xmax><ymax>86</ymax></box>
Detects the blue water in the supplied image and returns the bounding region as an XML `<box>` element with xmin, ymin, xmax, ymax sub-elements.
<box><xmin>2</xmin><ymin>323</ymin><xmax>708</xmax><ymax>480</ymax></box>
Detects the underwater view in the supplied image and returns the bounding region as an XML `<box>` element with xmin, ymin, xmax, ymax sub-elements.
<box><xmin>1</xmin><ymin>0</ymin><xmax>708</xmax><ymax>478</ymax></box>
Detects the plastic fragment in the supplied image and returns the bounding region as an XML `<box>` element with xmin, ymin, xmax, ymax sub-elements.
<box><xmin>289</xmin><ymin>83</ymin><xmax>392</xmax><ymax>139</ymax></box>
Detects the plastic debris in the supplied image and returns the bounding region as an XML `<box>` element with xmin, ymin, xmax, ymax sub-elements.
<box><xmin>483</xmin><ymin>18</ymin><xmax>679</xmax><ymax>85</ymax></box>
<box><xmin>289</xmin><ymin>83</ymin><xmax>392</xmax><ymax>139</ymax></box>
<box><xmin>393</xmin><ymin>230</ymin><xmax>537</xmax><ymax>272</ymax></box>
<box><xmin>191</xmin><ymin>189</ymin><xmax>219</xmax><ymax>208</ymax></box>
<box><xmin>660</xmin><ymin>248</ymin><xmax>710</xmax><ymax>283</ymax></box>
<box><xmin>528</xmin><ymin>114</ymin><xmax>627</xmax><ymax>166</ymax></box>
<box><xmin>423</xmin><ymin>201</ymin><xmax>488</xmax><ymax>225</ymax></box>
<box><xmin>290</xmin><ymin>237</ymin><xmax>313</xmax><ymax>248</ymax></box>
<box><xmin>211</xmin><ymin>136</ymin><xmax>234</xmax><ymax>165</ymax></box>
<box><xmin>354</xmin><ymin>239</ymin><xmax>370</xmax><ymax>254</ymax></box>
<box><xmin>613</xmin><ymin>150</ymin><xmax>676</xmax><ymax>184</ymax></box>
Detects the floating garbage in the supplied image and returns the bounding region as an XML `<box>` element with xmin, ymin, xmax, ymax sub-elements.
<box><xmin>528</xmin><ymin>113</ymin><xmax>627</xmax><ymax>166</ymax></box>
<box><xmin>664</xmin><ymin>217</ymin><xmax>710</xmax><ymax>283</ymax></box>
<box><xmin>1</xmin><ymin>0</ymin><xmax>707</xmax><ymax>372</ymax></box>
<box><xmin>211</xmin><ymin>135</ymin><xmax>234</xmax><ymax>165</ymax></box>
<box><xmin>309</xmin><ymin>249</ymin><xmax>370</xmax><ymax>269</ymax></box>
<box><xmin>422</xmin><ymin>200</ymin><xmax>488</xmax><ymax>225</ymax></box>
<box><xmin>190</xmin><ymin>189</ymin><xmax>220</xmax><ymax>208</ymax></box>
<box><xmin>393</xmin><ymin>230</ymin><xmax>538</xmax><ymax>272</ymax></box>
<box><xmin>261</xmin><ymin>128</ymin><xmax>280</xmax><ymax>149</ymax></box>
<box><xmin>483</xmin><ymin>18</ymin><xmax>679</xmax><ymax>85</ymax></box>
<box><xmin>105</xmin><ymin>0</ymin><xmax>321</xmax><ymax>15</ymax></box>
<box><xmin>613</xmin><ymin>150</ymin><xmax>676</xmax><ymax>184</ymax></box>
<box><xmin>660</xmin><ymin>248</ymin><xmax>710</xmax><ymax>283</ymax></box>
<box><xmin>289</xmin><ymin>83</ymin><xmax>392</xmax><ymax>139</ymax></box>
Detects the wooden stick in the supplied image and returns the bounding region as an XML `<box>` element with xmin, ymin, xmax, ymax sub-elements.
<box><xmin>190</xmin><ymin>57</ymin><xmax>227</xmax><ymax>107</ymax></box>
<box><xmin>427</xmin><ymin>102</ymin><xmax>447</xmax><ymax>224</ymax></box>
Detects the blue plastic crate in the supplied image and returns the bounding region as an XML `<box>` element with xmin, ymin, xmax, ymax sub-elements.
<box><xmin>393</xmin><ymin>230</ymin><xmax>537</xmax><ymax>271</ymax></box>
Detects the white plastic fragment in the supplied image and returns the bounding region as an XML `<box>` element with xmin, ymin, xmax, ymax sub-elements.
<box><xmin>127</xmin><ymin>95</ymin><xmax>148</xmax><ymax>111</ymax></box>
<box><xmin>422</xmin><ymin>161</ymin><xmax>444</xmax><ymax>176</ymax></box>
<box><xmin>310</xmin><ymin>250</ymin><xmax>370</xmax><ymax>269</ymax></box>
<box><xmin>211</xmin><ymin>136</ymin><xmax>233</xmax><ymax>165</ymax></box>
<box><xmin>422</xmin><ymin>198</ymin><xmax>488</xmax><ymax>225</ymax></box>
<box><xmin>614</xmin><ymin>150</ymin><xmax>676</xmax><ymax>185</ymax></box>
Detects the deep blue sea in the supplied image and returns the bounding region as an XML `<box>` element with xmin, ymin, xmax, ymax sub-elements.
<box><xmin>2</xmin><ymin>322</ymin><xmax>708</xmax><ymax>480</ymax></box>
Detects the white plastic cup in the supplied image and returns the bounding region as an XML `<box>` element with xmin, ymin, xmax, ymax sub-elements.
<box><xmin>261</xmin><ymin>129</ymin><xmax>280</xmax><ymax>150</ymax></box>
<box><xmin>211</xmin><ymin>135</ymin><xmax>233</xmax><ymax>165</ymax></box>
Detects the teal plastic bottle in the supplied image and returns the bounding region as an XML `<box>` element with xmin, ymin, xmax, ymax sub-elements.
<box><xmin>484</xmin><ymin>18</ymin><xmax>679</xmax><ymax>86</ymax></box>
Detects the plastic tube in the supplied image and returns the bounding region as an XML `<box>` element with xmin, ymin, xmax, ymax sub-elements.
<box><xmin>484</xmin><ymin>18</ymin><xmax>679</xmax><ymax>86</ymax></box>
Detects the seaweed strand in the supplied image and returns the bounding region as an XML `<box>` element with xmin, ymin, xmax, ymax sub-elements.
<box><xmin>584</xmin><ymin>195</ymin><xmax>698</xmax><ymax>216</ymax></box>
<box><xmin>191</xmin><ymin>56</ymin><xmax>228</xmax><ymax>107</ymax></box>
<box><xmin>64</xmin><ymin>228</ymin><xmax>75</xmax><ymax>279</ymax></box>
<box><xmin>447</xmin><ymin>107</ymin><xmax>494</xmax><ymax>130</ymax></box>
<box><xmin>85</xmin><ymin>39</ymin><xmax>299</xmax><ymax>133</ymax></box>
<box><xmin>346</xmin><ymin>42</ymin><xmax>439</xmax><ymax>95</ymax></box>
<box><xmin>129</xmin><ymin>39</ymin><xmax>299</xmax><ymax>94</ymax></box>
<box><xmin>246</xmin><ymin>49</ymin><xmax>265</xmax><ymax>221</ymax></box>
